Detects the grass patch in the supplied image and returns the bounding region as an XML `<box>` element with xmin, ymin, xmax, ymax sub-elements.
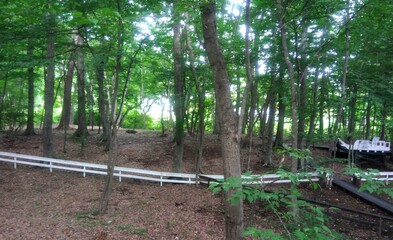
<box><xmin>116</xmin><ymin>224</ymin><xmax>147</xmax><ymax>235</ymax></box>
<box><xmin>75</xmin><ymin>209</ymin><xmax>99</xmax><ymax>220</ymax></box>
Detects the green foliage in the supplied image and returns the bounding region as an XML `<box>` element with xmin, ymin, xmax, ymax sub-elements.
<box><xmin>243</xmin><ymin>228</ymin><xmax>284</xmax><ymax>240</ymax></box>
<box><xmin>121</xmin><ymin>110</ymin><xmax>154</xmax><ymax>130</ymax></box>
<box><xmin>209</xmin><ymin>150</ymin><xmax>349</xmax><ymax>240</ymax></box>
<box><xmin>276</xmin><ymin>146</ymin><xmax>313</xmax><ymax>164</ymax></box>
<box><xmin>344</xmin><ymin>167</ymin><xmax>393</xmax><ymax>198</ymax></box>
<box><xmin>0</xmin><ymin>105</ymin><xmax>26</xmax><ymax>132</ymax></box>
<box><xmin>209</xmin><ymin>168</ymin><xmax>344</xmax><ymax>239</ymax></box>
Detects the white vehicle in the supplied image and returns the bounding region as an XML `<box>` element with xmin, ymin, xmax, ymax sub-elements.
<box><xmin>337</xmin><ymin>137</ymin><xmax>391</xmax><ymax>154</ymax></box>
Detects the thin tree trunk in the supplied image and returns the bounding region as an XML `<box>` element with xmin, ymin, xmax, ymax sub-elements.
<box><xmin>348</xmin><ymin>84</ymin><xmax>357</xmax><ymax>137</ymax></box>
<box><xmin>73</xmin><ymin>30</ymin><xmax>89</xmax><ymax>138</ymax></box>
<box><xmin>99</xmin><ymin>0</ymin><xmax>123</xmax><ymax>214</ymax></box>
<box><xmin>275</xmin><ymin>89</ymin><xmax>286</xmax><ymax>146</ymax></box>
<box><xmin>306</xmin><ymin>64</ymin><xmax>320</xmax><ymax>145</ymax></box>
<box><xmin>57</xmin><ymin>54</ymin><xmax>75</xmax><ymax>130</ymax></box>
<box><xmin>238</xmin><ymin>0</ymin><xmax>252</xmax><ymax>137</ymax></box>
<box><xmin>87</xmin><ymin>81</ymin><xmax>95</xmax><ymax>131</ymax></box>
<box><xmin>265</xmin><ymin>91</ymin><xmax>276</xmax><ymax>165</ymax></box>
<box><xmin>318</xmin><ymin>71</ymin><xmax>327</xmax><ymax>138</ymax></box>
<box><xmin>25</xmin><ymin>38</ymin><xmax>36</xmax><ymax>135</ymax></box>
<box><xmin>201</xmin><ymin>2</ymin><xmax>244</xmax><ymax>239</ymax></box>
<box><xmin>259</xmin><ymin>94</ymin><xmax>270</xmax><ymax>140</ymax></box>
<box><xmin>43</xmin><ymin>0</ymin><xmax>55</xmax><ymax>158</ymax></box>
<box><xmin>380</xmin><ymin>102</ymin><xmax>387</xmax><ymax>140</ymax></box>
<box><xmin>247</xmin><ymin>54</ymin><xmax>259</xmax><ymax>141</ymax></box>
<box><xmin>277</xmin><ymin>0</ymin><xmax>300</xmax><ymax>218</ymax></box>
<box><xmin>365</xmin><ymin>97</ymin><xmax>371</xmax><ymax>139</ymax></box>
<box><xmin>276</xmin><ymin>0</ymin><xmax>298</xmax><ymax>169</ymax></box>
<box><xmin>97</xmin><ymin>57</ymin><xmax>110</xmax><ymax>142</ymax></box>
<box><xmin>0</xmin><ymin>72</ymin><xmax>8</xmax><ymax>129</ymax></box>
<box><xmin>185</xmin><ymin>12</ymin><xmax>205</xmax><ymax>174</ymax></box>
<box><xmin>333</xmin><ymin>0</ymin><xmax>350</xmax><ymax>137</ymax></box>
<box><xmin>297</xmin><ymin>12</ymin><xmax>309</xmax><ymax>148</ymax></box>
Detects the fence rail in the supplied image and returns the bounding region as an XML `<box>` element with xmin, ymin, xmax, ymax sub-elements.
<box><xmin>0</xmin><ymin>151</ymin><xmax>198</xmax><ymax>186</ymax></box>
<box><xmin>0</xmin><ymin>151</ymin><xmax>341</xmax><ymax>186</ymax></box>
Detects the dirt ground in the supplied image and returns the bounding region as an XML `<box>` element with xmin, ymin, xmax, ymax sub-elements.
<box><xmin>0</xmin><ymin>127</ymin><xmax>392</xmax><ymax>239</ymax></box>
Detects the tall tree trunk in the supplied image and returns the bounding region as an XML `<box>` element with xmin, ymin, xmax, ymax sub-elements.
<box><xmin>265</xmin><ymin>90</ymin><xmax>276</xmax><ymax>165</ymax></box>
<box><xmin>333</xmin><ymin>0</ymin><xmax>350</xmax><ymax>137</ymax></box>
<box><xmin>43</xmin><ymin>0</ymin><xmax>55</xmax><ymax>158</ymax></box>
<box><xmin>100</xmin><ymin>0</ymin><xmax>123</xmax><ymax>214</ymax></box>
<box><xmin>247</xmin><ymin>34</ymin><xmax>259</xmax><ymax>141</ymax></box>
<box><xmin>276</xmin><ymin>0</ymin><xmax>298</xmax><ymax>170</ymax></box>
<box><xmin>201</xmin><ymin>2</ymin><xmax>244</xmax><ymax>239</ymax></box>
<box><xmin>306</xmin><ymin>64</ymin><xmax>320</xmax><ymax>145</ymax></box>
<box><xmin>185</xmin><ymin>12</ymin><xmax>205</xmax><ymax>174</ymax></box>
<box><xmin>87</xmin><ymin>81</ymin><xmax>95</xmax><ymax>130</ymax></box>
<box><xmin>380</xmin><ymin>102</ymin><xmax>387</xmax><ymax>140</ymax></box>
<box><xmin>365</xmin><ymin>97</ymin><xmax>371</xmax><ymax>139</ymax></box>
<box><xmin>97</xmin><ymin>57</ymin><xmax>110</xmax><ymax>142</ymax></box>
<box><xmin>259</xmin><ymin>97</ymin><xmax>269</xmax><ymax>139</ymax></box>
<box><xmin>0</xmin><ymin>71</ymin><xmax>8</xmax><ymax>129</ymax></box>
<box><xmin>275</xmin><ymin>87</ymin><xmax>286</xmax><ymax>146</ymax></box>
<box><xmin>318</xmin><ymin>71</ymin><xmax>327</xmax><ymax>138</ymax></box>
<box><xmin>348</xmin><ymin>84</ymin><xmax>357</xmax><ymax>137</ymax></box>
<box><xmin>263</xmin><ymin>57</ymin><xmax>278</xmax><ymax>164</ymax></box>
<box><xmin>73</xmin><ymin>30</ymin><xmax>89</xmax><ymax>138</ymax></box>
<box><xmin>172</xmin><ymin>0</ymin><xmax>185</xmax><ymax>173</ymax></box>
<box><xmin>25</xmin><ymin>38</ymin><xmax>36</xmax><ymax>135</ymax></box>
<box><xmin>296</xmin><ymin>12</ymin><xmax>309</xmax><ymax>148</ymax></box>
<box><xmin>238</xmin><ymin>0</ymin><xmax>252</xmax><ymax>137</ymax></box>
<box><xmin>57</xmin><ymin>54</ymin><xmax>75</xmax><ymax>130</ymax></box>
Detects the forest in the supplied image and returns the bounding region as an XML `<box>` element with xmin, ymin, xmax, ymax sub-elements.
<box><xmin>1</xmin><ymin>0</ymin><xmax>393</xmax><ymax>239</ymax></box>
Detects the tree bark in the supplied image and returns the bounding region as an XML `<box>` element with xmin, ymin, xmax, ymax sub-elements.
<box><xmin>73</xmin><ymin>30</ymin><xmax>89</xmax><ymax>138</ymax></box>
<box><xmin>318</xmin><ymin>71</ymin><xmax>327</xmax><ymax>138</ymax></box>
<box><xmin>57</xmin><ymin>53</ymin><xmax>75</xmax><ymax>130</ymax></box>
<box><xmin>380</xmin><ymin>102</ymin><xmax>387</xmax><ymax>140</ymax></box>
<box><xmin>297</xmin><ymin>12</ymin><xmax>309</xmax><ymax>148</ymax></box>
<box><xmin>43</xmin><ymin>0</ymin><xmax>55</xmax><ymax>158</ymax></box>
<box><xmin>96</xmin><ymin>46</ymin><xmax>110</xmax><ymax>142</ymax></box>
<box><xmin>276</xmin><ymin>0</ymin><xmax>298</xmax><ymax>170</ymax></box>
<box><xmin>265</xmin><ymin>89</ymin><xmax>276</xmax><ymax>165</ymax></box>
<box><xmin>275</xmin><ymin>97</ymin><xmax>286</xmax><ymax>146</ymax></box>
<box><xmin>25</xmin><ymin>38</ymin><xmax>36</xmax><ymax>135</ymax></box>
<box><xmin>185</xmin><ymin>12</ymin><xmax>206</xmax><ymax>174</ymax></box>
<box><xmin>333</xmin><ymin>0</ymin><xmax>350</xmax><ymax>137</ymax></box>
<box><xmin>201</xmin><ymin>2</ymin><xmax>244</xmax><ymax>239</ymax></box>
<box><xmin>100</xmin><ymin>0</ymin><xmax>123</xmax><ymax>214</ymax></box>
<box><xmin>172</xmin><ymin>0</ymin><xmax>185</xmax><ymax>173</ymax></box>
<box><xmin>307</xmin><ymin>64</ymin><xmax>320</xmax><ymax>145</ymax></box>
<box><xmin>348</xmin><ymin>84</ymin><xmax>357</xmax><ymax>137</ymax></box>
<box><xmin>238</xmin><ymin>0</ymin><xmax>252</xmax><ymax>137</ymax></box>
<box><xmin>365</xmin><ymin>97</ymin><xmax>371</xmax><ymax>139</ymax></box>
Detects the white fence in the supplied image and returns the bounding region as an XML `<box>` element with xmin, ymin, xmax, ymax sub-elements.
<box><xmin>369</xmin><ymin>172</ymin><xmax>393</xmax><ymax>183</ymax></box>
<box><xmin>0</xmin><ymin>151</ymin><xmax>323</xmax><ymax>186</ymax></box>
<box><xmin>0</xmin><ymin>151</ymin><xmax>198</xmax><ymax>186</ymax></box>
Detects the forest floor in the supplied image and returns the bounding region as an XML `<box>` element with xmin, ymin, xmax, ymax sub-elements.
<box><xmin>0</xmin><ymin>126</ymin><xmax>392</xmax><ymax>239</ymax></box>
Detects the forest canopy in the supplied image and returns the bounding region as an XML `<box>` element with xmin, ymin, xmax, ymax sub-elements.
<box><xmin>0</xmin><ymin>0</ymin><xmax>392</xmax><ymax>142</ymax></box>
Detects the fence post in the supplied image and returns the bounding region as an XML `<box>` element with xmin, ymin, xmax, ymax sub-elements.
<box><xmin>49</xmin><ymin>161</ymin><xmax>52</xmax><ymax>173</ymax></box>
<box><xmin>13</xmin><ymin>157</ymin><xmax>17</xmax><ymax>169</ymax></box>
<box><xmin>83</xmin><ymin>166</ymin><xmax>86</xmax><ymax>177</ymax></box>
<box><xmin>119</xmin><ymin>170</ymin><xmax>122</xmax><ymax>182</ymax></box>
